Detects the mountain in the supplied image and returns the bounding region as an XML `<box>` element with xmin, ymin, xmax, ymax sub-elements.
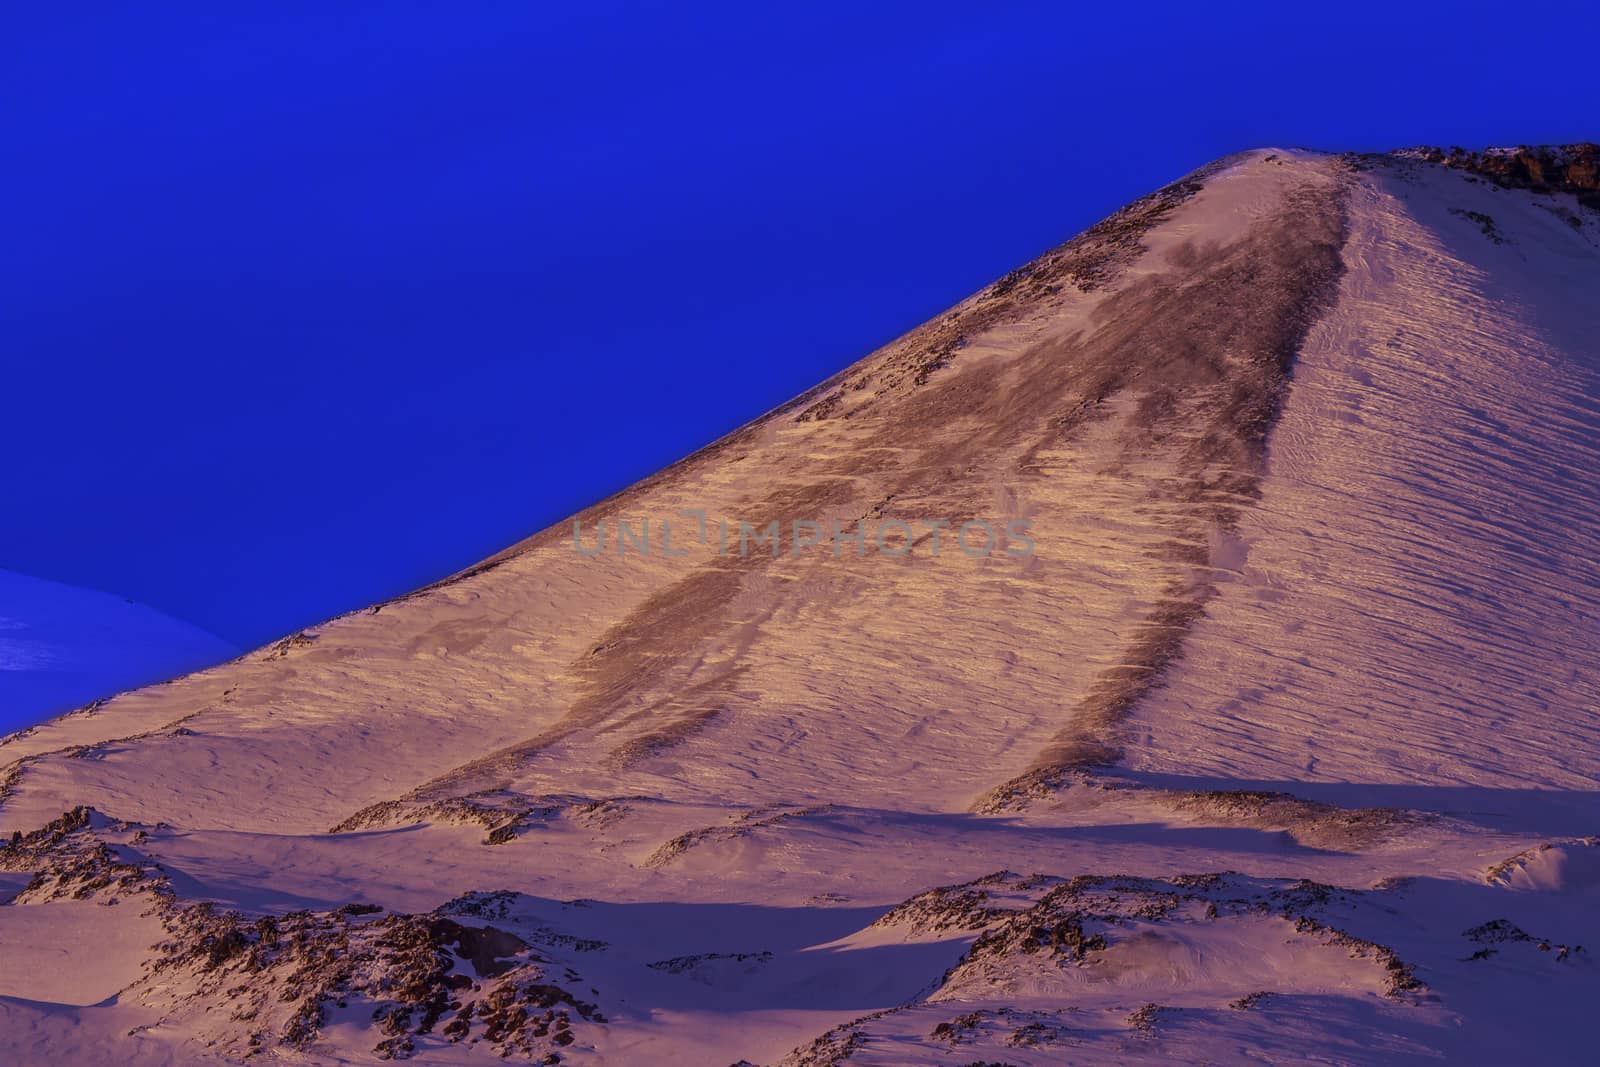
<box><xmin>3</xmin><ymin>146</ymin><xmax>1598</xmax><ymax>1066</ymax></box>
<box><xmin>0</xmin><ymin>568</ymin><xmax>237</xmax><ymax>733</ymax></box>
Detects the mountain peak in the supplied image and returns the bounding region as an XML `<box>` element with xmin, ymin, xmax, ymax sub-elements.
<box><xmin>4</xmin><ymin>147</ymin><xmax>1599</xmax><ymax>1065</ymax></box>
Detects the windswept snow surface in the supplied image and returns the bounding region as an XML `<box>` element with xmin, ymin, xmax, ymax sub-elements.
<box><xmin>2</xmin><ymin>149</ymin><xmax>1599</xmax><ymax>1065</ymax></box>
<box><xmin>1125</xmin><ymin>163</ymin><xmax>1600</xmax><ymax>801</ymax></box>
<box><xmin>0</xmin><ymin>569</ymin><xmax>237</xmax><ymax>731</ymax></box>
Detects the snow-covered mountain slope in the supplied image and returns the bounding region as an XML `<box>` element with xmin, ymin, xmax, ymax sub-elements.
<box><xmin>3</xmin><ymin>147</ymin><xmax>1598</xmax><ymax>1066</ymax></box>
<box><xmin>0</xmin><ymin>568</ymin><xmax>237</xmax><ymax>732</ymax></box>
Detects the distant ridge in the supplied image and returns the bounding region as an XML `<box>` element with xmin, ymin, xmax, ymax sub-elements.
<box><xmin>0</xmin><ymin>568</ymin><xmax>237</xmax><ymax>733</ymax></box>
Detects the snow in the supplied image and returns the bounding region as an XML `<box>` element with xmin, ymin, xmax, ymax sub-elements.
<box><xmin>0</xmin><ymin>896</ymin><xmax>166</xmax><ymax>1005</ymax></box>
<box><xmin>2</xmin><ymin>149</ymin><xmax>1599</xmax><ymax>1064</ymax></box>
<box><xmin>1124</xmin><ymin>159</ymin><xmax>1600</xmax><ymax>797</ymax></box>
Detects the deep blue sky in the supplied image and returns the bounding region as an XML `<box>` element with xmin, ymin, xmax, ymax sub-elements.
<box><xmin>3</xmin><ymin>1</ymin><xmax>1596</xmax><ymax>650</ymax></box>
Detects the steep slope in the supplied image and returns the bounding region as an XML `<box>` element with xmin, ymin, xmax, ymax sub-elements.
<box><xmin>1126</xmin><ymin>158</ymin><xmax>1600</xmax><ymax>799</ymax></box>
<box><xmin>0</xmin><ymin>568</ymin><xmax>237</xmax><ymax>732</ymax></box>
<box><xmin>2</xmin><ymin>147</ymin><xmax>1598</xmax><ymax>1066</ymax></box>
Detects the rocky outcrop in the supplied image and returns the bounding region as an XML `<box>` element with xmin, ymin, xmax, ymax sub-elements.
<box><xmin>1404</xmin><ymin>144</ymin><xmax>1600</xmax><ymax>207</ymax></box>
<box><xmin>1</xmin><ymin>808</ymin><xmax>607</xmax><ymax>1062</ymax></box>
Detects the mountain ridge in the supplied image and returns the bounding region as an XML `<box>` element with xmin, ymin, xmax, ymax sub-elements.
<box><xmin>3</xmin><ymin>145</ymin><xmax>1598</xmax><ymax>1065</ymax></box>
